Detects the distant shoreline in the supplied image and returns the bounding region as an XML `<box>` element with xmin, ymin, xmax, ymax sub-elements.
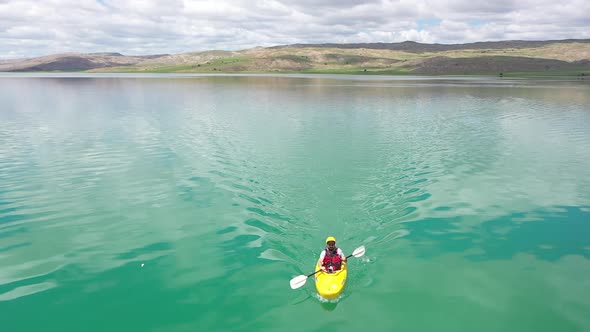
<box><xmin>0</xmin><ymin>72</ymin><xmax>587</xmax><ymax>81</ymax></box>
<box><xmin>1</xmin><ymin>39</ymin><xmax>589</xmax><ymax>76</ymax></box>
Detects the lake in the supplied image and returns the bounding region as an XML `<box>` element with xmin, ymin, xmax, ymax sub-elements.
<box><xmin>1</xmin><ymin>73</ymin><xmax>589</xmax><ymax>331</ymax></box>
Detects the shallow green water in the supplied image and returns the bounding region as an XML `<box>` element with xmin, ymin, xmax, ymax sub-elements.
<box><xmin>0</xmin><ymin>74</ymin><xmax>589</xmax><ymax>331</ymax></box>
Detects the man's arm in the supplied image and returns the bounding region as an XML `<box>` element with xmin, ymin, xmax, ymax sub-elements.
<box><xmin>339</xmin><ymin>248</ymin><xmax>347</xmax><ymax>262</ymax></box>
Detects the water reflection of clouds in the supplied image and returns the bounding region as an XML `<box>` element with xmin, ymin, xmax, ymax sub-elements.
<box><xmin>372</xmin><ymin>253</ymin><xmax>590</xmax><ymax>330</ymax></box>
<box><xmin>404</xmin><ymin>206</ymin><xmax>590</xmax><ymax>262</ymax></box>
<box><xmin>409</xmin><ymin>92</ymin><xmax>590</xmax><ymax>222</ymax></box>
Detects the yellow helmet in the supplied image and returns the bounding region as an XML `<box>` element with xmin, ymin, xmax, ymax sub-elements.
<box><xmin>325</xmin><ymin>236</ymin><xmax>336</xmax><ymax>243</ymax></box>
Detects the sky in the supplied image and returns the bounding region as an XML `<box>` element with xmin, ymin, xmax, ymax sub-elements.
<box><xmin>0</xmin><ymin>0</ymin><xmax>589</xmax><ymax>58</ymax></box>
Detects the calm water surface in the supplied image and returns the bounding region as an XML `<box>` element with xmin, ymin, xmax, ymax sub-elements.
<box><xmin>1</xmin><ymin>74</ymin><xmax>589</xmax><ymax>331</ymax></box>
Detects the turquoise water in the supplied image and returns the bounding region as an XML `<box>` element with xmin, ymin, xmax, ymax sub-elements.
<box><xmin>0</xmin><ymin>74</ymin><xmax>589</xmax><ymax>331</ymax></box>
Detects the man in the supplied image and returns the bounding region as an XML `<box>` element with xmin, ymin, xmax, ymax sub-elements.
<box><xmin>317</xmin><ymin>236</ymin><xmax>346</xmax><ymax>273</ymax></box>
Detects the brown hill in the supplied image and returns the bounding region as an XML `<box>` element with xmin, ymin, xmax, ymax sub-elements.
<box><xmin>0</xmin><ymin>53</ymin><xmax>168</xmax><ymax>72</ymax></box>
<box><xmin>1</xmin><ymin>40</ymin><xmax>589</xmax><ymax>75</ymax></box>
<box><xmin>275</xmin><ymin>39</ymin><xmax>590</xmax><ymax>53</ymax></box>
<box><xmin>405</xmin><ymin>56</ymin><xmax>590</xmax><ymax>75</ymax></box>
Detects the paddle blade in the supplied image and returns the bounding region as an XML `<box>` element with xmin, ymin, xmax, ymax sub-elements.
<box><xmin>352</xmin><ymin>245</ymin><xmax>366</xmax><ymax>258</ymax></box>
<box><xmin>289</xmin><ymin>275</ymin><xmax>308</xmax><ymax>289</ymax></box>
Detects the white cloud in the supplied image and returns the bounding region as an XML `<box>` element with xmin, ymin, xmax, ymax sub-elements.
<box><xmin>0</xmin><ymin>0</ymin><xmax>588</xmax><ymax>58</ymax></box>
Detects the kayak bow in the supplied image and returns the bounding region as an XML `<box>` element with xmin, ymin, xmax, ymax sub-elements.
<box><xmin>314</xmin><ymin>261</ymin><xmax>347</xmax><ymax>299</ymax></box>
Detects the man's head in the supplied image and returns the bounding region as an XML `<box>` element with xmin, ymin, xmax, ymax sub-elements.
<box><xmin>325</xmin><ymin>236</ymin><xmax>336</xmax><ymax>251</ymax></box>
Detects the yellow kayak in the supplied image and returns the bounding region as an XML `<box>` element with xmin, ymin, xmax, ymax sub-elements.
<box><xmin>314</xmin><ymin>261</ymin><xmax>347</xmax><ymax>300</ymax></box>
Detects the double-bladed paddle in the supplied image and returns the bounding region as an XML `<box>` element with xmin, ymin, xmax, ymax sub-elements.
<box><xmin>289</xmin><ymin>245</ymin><xmax>366</xmax><ymax>290</ymax></box>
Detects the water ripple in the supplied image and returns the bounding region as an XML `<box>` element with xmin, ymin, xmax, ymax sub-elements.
<box><xmin>0</xmin><ymin>281</ymin><xmax>57</xmax><ymax>302</ymax></box>
<box><xmin>0</xmin><ymin>76</ymin><xmax>588</xmax><ymax>326</ymax></box>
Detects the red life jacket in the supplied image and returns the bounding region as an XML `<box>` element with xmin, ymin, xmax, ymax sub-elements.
<box><xmin>322</xmin><ymin>248</ymin><xmax>342</xmax><ymax>271</ymax></box>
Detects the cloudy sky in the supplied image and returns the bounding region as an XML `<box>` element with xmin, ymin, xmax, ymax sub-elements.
<box><xmin>1</xmin><ymin>0</ymin><xmax>589</xmax><ymax>58</ymax></box>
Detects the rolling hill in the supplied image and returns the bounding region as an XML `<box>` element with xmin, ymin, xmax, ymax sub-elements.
<box><xmin>2</xmin><ymin>39</ymin><xmax>589</xmax><ymax>76</ymax></box>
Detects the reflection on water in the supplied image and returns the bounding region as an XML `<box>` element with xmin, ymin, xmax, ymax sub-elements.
<box><xmin>0</xmin><ymin>74</ymin><xmax>589</xmax><ymax>331</ymax></box>
<box><xmin>405</xmin><ymin>206</ymin><xmax>590</xmax><ymax>261</ymax></box>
